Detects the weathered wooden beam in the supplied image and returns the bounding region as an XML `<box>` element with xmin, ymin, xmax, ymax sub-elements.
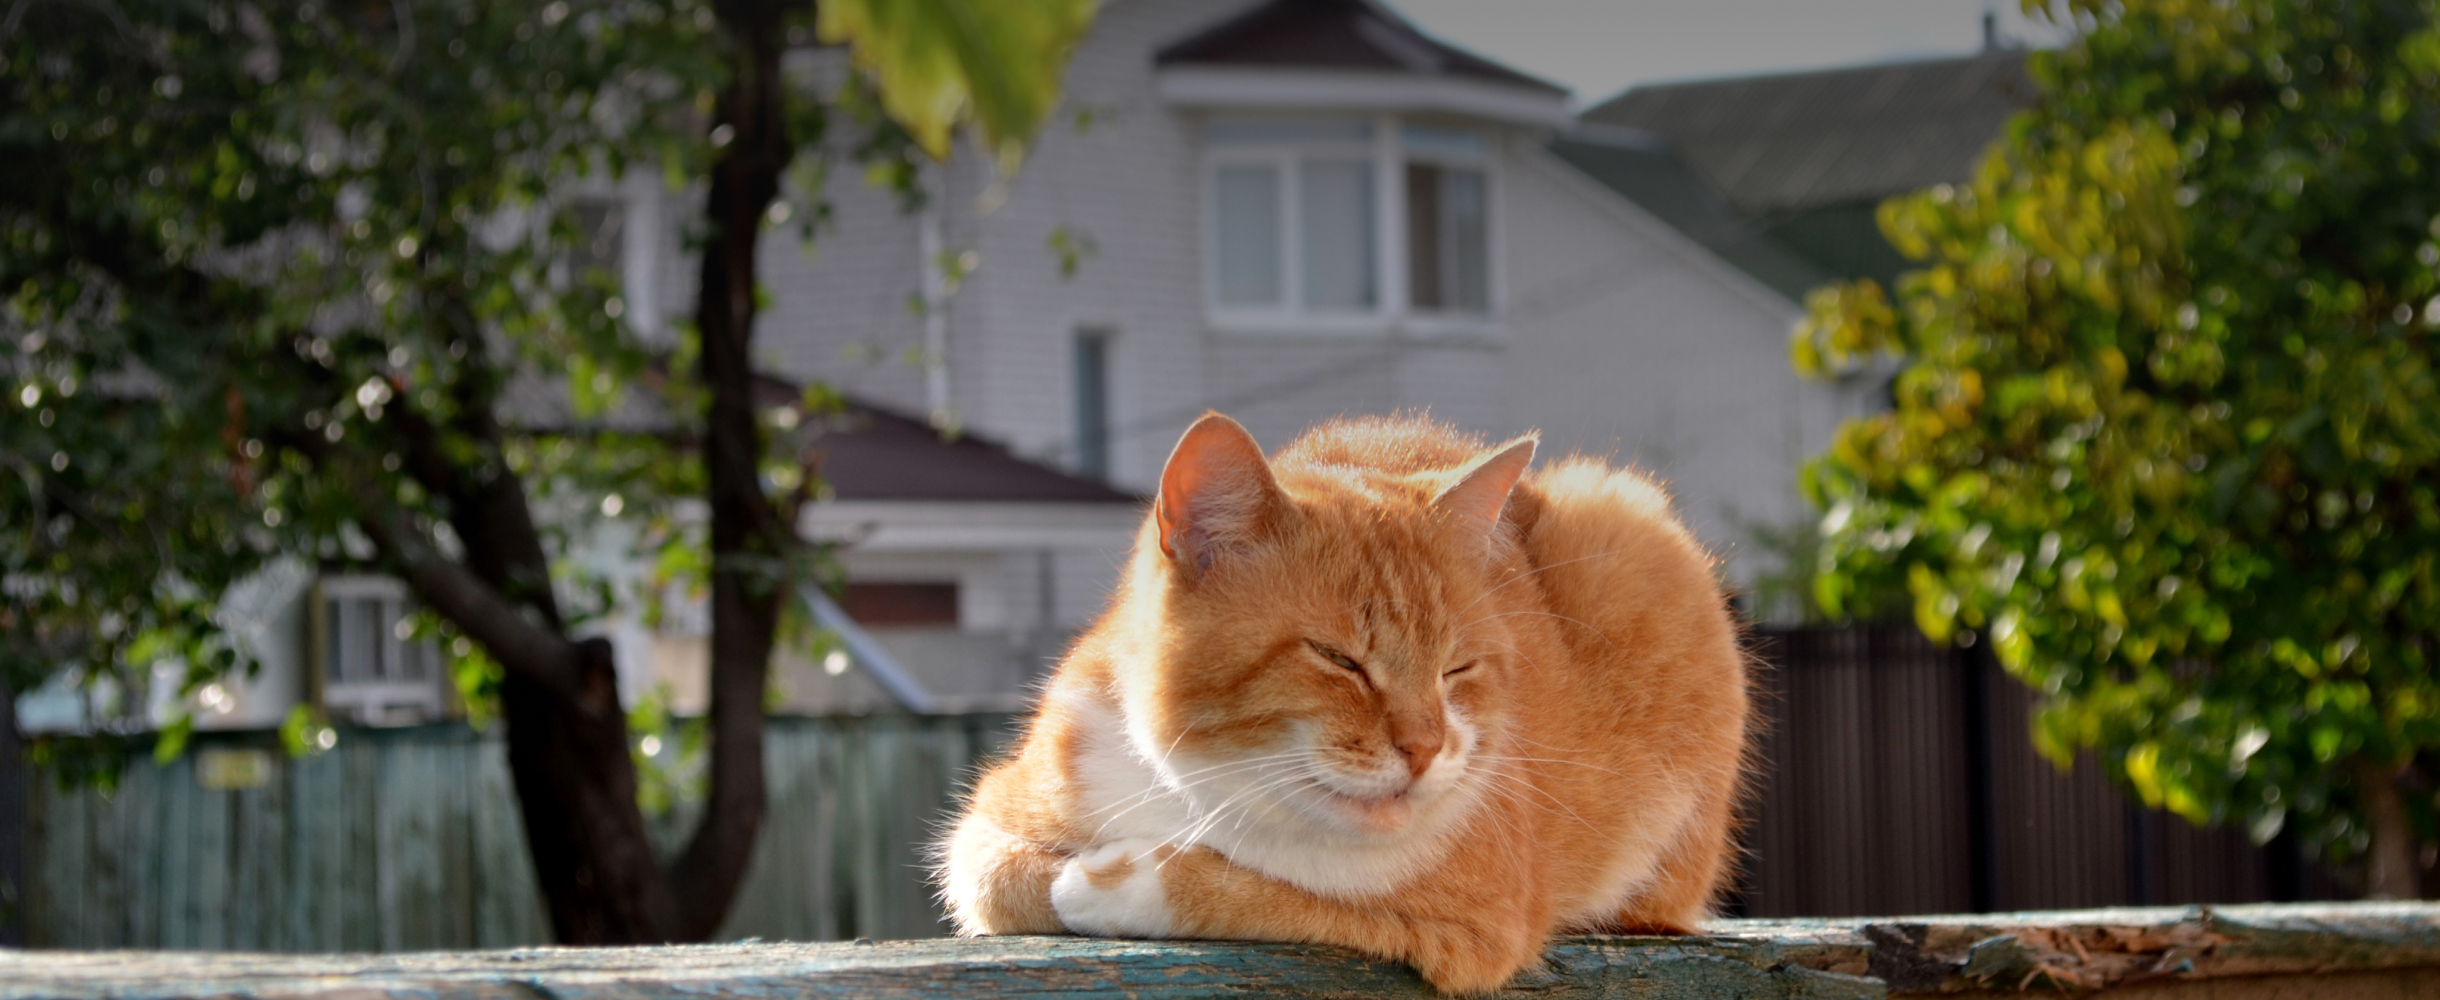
<box><xmin>1</xmin><ymin>901</ymin><xmax>2432</xmax><ymax>999</ymax></box>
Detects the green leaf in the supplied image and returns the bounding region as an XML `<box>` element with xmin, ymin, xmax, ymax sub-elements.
<box><xmin>153</xmin><ymin>714</ymin><xmax>194</xmax><ymax>766</ymax></box>
<box><xmin>817</xmin><ymin>0</ymin><xmax>1097</xmax><ymax>171</ymax></box>
<box><xmin>278</xmin><ymin>706</ymin><xmax>315</xmax><ymax>759</ymax></box>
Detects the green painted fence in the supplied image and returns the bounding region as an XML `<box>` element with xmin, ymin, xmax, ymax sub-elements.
<box><xmin>26</xmin><ymin>714</ymin><xmax>1020</xmax><ymax>950</ymax></box>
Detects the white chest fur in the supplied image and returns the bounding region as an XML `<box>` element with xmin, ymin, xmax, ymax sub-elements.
<box><xmin>1061</xmin><ymin>690</ymin><xmax>1474</xmax><ymax>900</ymax></box>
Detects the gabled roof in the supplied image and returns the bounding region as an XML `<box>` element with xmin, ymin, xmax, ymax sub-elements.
<box><xmin>1156</xmin><ymin>0</ymin><xmax>1564</xmax><ymax>96</ymax></box>
<box><xmin>808</xmin><ymin>402</ymin><xmax>1140</xmax><ymax>504</ymax></box>
<box><xmin>1580</xmin><ymin>52</ymin><xmax>2033</xmax><ymax>215</ymax></box>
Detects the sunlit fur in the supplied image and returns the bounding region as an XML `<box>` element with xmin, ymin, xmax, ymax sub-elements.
<box><xmin>939</xmin><ymin>413</ymin><xmax>1751</xmax><ymax>995</ymax></box>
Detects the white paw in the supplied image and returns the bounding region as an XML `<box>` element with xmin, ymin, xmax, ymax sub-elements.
<box><xmin>1051</xmin><ymin>838</ymin><xmax>1177</xmax><ymax>938</ymax></box>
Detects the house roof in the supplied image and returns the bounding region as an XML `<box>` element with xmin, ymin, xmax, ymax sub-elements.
<box><xmin>1547</xmin><ymin>126</ymin><xmax>1830</xmax><ymax>301</ymax></box>
<box><xmin>808</xmin><ymin>401</ymin><xmax>1141</xmax><ymax>505</ymax></box>
<box><xmin>1579</xmin><ymin>52</ymin><xmax>2034</xmax><ymax>215</ymax></box>
<box><xmin>1155</xmin><ymin>0</ymin><xmax>1564</xmax><ymax>96</ymax></box>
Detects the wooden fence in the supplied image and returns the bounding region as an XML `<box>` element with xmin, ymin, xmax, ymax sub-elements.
<box><xmin>1737</xmin><ymin>625</ymin><xmax>2348</xmax><ymax>917</ymax></box>
<box><xmin>26</xmin><ymin>714</ymin><xmax>1018</xmax><ymax>950</ymax></box>
<box><xmin>22</xmin><ymin>626</ymin><xmax>2353</xmax><ymax>950</ymax></box>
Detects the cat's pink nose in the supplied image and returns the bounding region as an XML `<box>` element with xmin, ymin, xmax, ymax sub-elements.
<box><xmin>1394</xmin><ymin>736</ymin><xmax>1439</xmax><ymax>779</ymax></box>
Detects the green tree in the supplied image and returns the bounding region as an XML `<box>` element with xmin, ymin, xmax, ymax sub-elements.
<box><xmin>1796</xmin><ymin>0</ymin><xmax>2440</xmax><ymax>898</ymax></box>
<box><xmin>1</xmin><ymin>0</ymin><xmax>1090</xmax><ymax>941</ymax></box>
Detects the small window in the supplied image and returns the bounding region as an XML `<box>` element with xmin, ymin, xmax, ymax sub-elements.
<box><xmin>569</xmin><ymin>197</ymin><xmax>625</xmax><ymax>277</ymax></box>
<box><xmin>314</xmin><ymin>576</ymin><xmax>448</xmax><ymax>726</ymax></box>
<box><xmin>840</xmin><ymin>583</ymin><xmax>960</xmax><ymax>627</ymax></box>
<box><xmin>1073</xmin><ymin>329</ymin><xmax>1112</xmax><ymax>479</ymax></box>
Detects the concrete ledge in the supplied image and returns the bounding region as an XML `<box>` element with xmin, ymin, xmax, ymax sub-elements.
<box><xmin>1</xmin><ymin>901</ymin><xmax>2431</xmax><ymax>999</ymax></box>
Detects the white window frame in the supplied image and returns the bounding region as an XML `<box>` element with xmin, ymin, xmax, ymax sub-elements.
<box><xmin>312</xmin><ymin>574</ymin><xmax>449</xmax><ymax>726</ymax></box>
<box><xmin>1200</xmin><ymin>112</ymin><xmax>1502</xmax><ymax>338</ymax></box>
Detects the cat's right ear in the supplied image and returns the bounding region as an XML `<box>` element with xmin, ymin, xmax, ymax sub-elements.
<box><xmin>1156</xmin><ymin>413</ymin><xmax>1284</xmax><ymax>576</ymax></box>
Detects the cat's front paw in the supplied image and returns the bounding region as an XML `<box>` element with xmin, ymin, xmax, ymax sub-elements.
<box><xmin>1051</xmin><ymin>838</ymin><xmax>1178</xmax><ymax>938</ymax></box>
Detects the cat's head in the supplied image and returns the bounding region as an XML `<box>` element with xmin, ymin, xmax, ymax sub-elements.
<box><xmin>1113</xmin><ymin>413</ymin><xmax>1536</xmax><ymax>846</ymax></box>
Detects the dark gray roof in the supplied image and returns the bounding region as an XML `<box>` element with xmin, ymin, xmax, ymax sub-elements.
<box><xmin>1580</xmin><ymin>52</ymin><xmax>2034</xmax><ymax>215</ymax></box>
<box><xmin>1157</xmin><ymin>0</ymin><xmax>1564</xmax><ymax>95</ymax></box>
<box><xmin>1548</xmin><ymin>126</ymin><xmax>1830</xmax><ymax>301</ymax></box>
<box><xmin>503</xmin><ymin>369</ymin><xmax>1136</xmax><ymax>504</ymax></box>
<box><xmin>808</xmin><ymin>402</ymin><xmax>1141</xmax><ymax>504</ymax></box>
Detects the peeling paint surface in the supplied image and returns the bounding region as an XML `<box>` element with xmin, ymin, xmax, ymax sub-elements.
<box><xmin>1</xmin><ymin>902</ymin><xmax>2433</xmax><ymax>999</ymax></box>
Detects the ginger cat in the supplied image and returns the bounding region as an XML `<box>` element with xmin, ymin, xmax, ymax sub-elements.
<box><xmin>939</xmin><ymin>413</ymin><xmax>1750</xmax><ymax>994</ymax></box>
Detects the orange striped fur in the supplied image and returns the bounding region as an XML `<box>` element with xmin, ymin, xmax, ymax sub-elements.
<box><xmin>939</xmin><ymin>413</ymin><xmax>1751</xmax><ymax>994</ymax></box>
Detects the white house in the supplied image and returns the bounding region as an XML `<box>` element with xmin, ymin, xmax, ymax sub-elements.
<box><xmin>695</xmin><ymin>0</ymin><xmax>1882</xmax><ymax>633</ymax></box>
<box><xmin>611</xmin><ymin>0</ymin><xmax>1887</xmax><ymax>713</ymax></box>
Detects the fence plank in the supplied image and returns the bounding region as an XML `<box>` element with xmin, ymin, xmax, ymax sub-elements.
<box><xmin>27</xmin><ymin>717</ymin><xmax>1012</xmax><ymax>950</ymax></box>
<box><xmin>469</xmin><ymin>737</ymin><xmax>548</xmax><ymax>947</ymax></box>
<box><xmin>1743</xmin><ymin>625</ymin><xmax>2344</xmax><ymax>919</ymax></box>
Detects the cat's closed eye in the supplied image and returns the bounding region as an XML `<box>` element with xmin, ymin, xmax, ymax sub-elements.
<box><xmin>1443</xmin><ymin>661</ymin><xmax>1478</xmax><ymax>678</ymax></box>
<box><xmin>1312</xmin><ymin>643</ymin><xmax>1363</xmax><ymax>674</ymax></box>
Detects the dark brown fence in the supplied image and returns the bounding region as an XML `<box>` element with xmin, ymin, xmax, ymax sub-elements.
<box><xmin>1735</xmin><ymin>624</ymin><xmax>2349</xmax><ymax>917</ymax></box>
<box><xmin>20</xmin><ymin>626</ymin><xmax>2357</xmax><ymax>949</ymax></box>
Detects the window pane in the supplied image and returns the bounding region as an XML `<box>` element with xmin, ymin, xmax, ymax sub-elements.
<box><xmin>1406</xmin><ymin>163</ymin><xmax>1443</xmax><ymax>310</ymax></box>
<box><xmin>1445</xmin><ymin>168</ymin><xmax>1489</xmax><ymax>312</ymax></box>
<box><xmin>336</xmin><ymin>596</ymin><xmax>382</xmax><ymax>682</ymax></box>
<box><xmin>570</xmin><ymin>198</ymin><xmax>624</xmax><ymax>275</ymax></box>
<box><xmin>1073</xmin><ymin>330</ymin><xmax>1110</xmax><ymax>479</ymax></box>
<box><xmin>1406</xmin><ymin>164</ymin><xmax>1490</xmax><ymax>314</ymax></box>
<box><xmin>1214</xmin><ymin>165</ymin><xmax>1281</xmax><ymax>306</ymax></box>
<box><xmin>1300</xmin><ymin>159</ymin><xmax>1376</xmax><ymax>311</ymax></box>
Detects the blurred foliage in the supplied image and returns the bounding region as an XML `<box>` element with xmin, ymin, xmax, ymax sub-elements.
<box><xmin>1</xmin><ymin>0</ymin><xmax>714</xmax><ymax>768</ymax></box>
<box><xmin>817</xmin><ymin>0</ymin><xmax>1096</xmax><ymax>171</ymax></box>
<box><xmin>1</xmin><ymin>0</ymin><xmax>1091</xmax><ymax>783</ymax></box>
<box><xmin>1794</xmin><ymin>0</ymin><xmax>2440</xmax><ymax>873</ymax></box>
<box><xmin>625</xmin><ymin>683</ymin><xmax>705</xmax><ymax>818</ymax></box>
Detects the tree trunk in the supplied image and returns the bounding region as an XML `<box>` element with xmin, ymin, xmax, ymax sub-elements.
<box><xmin>0</xmin><ymin>673</ymin><xmax>24</xmax><ymax>946</ymax></box>
<box><xmin>663</xmin><ymin>0</ymin><xmax>798</xmax><ymax>942</ymax></box>
<box><xmin>499</xmin><ymin>640</ymin><xmax>676</xmax><ymax>942</ymax></box>
<box><xmin>2354</xmin><ymin>755</ymin><xmax>2422</xmax><ymax>900</ymax></box>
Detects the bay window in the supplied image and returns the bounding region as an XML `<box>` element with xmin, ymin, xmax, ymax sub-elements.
<box><xmin>1204</xmin><ymin>115</ymin><xmax>1492</xmax><ymax>325</ymax></box>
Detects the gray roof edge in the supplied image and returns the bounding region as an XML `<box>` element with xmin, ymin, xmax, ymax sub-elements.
<box><xmin>1580</xmin><ymin>48</ymin><xmax>2032</xmax><ymax>112</ymax></box>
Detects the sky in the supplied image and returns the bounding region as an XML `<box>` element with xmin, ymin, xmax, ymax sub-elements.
<box><xmin>1382</xmin><ymin>0</ymin><xmax>2074</xmax><ymax>107</ymax></box>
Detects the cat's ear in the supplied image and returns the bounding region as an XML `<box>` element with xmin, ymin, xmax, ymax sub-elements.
<box><xmin>1156</xmin><ymin>413</ymin><xmax>1286</xmax><ymax>575</ymax></box>
<box><xmin>1434</xmin><ymin>436</ymin><xmax>1537</xmax><ymax>541</ymax></box>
